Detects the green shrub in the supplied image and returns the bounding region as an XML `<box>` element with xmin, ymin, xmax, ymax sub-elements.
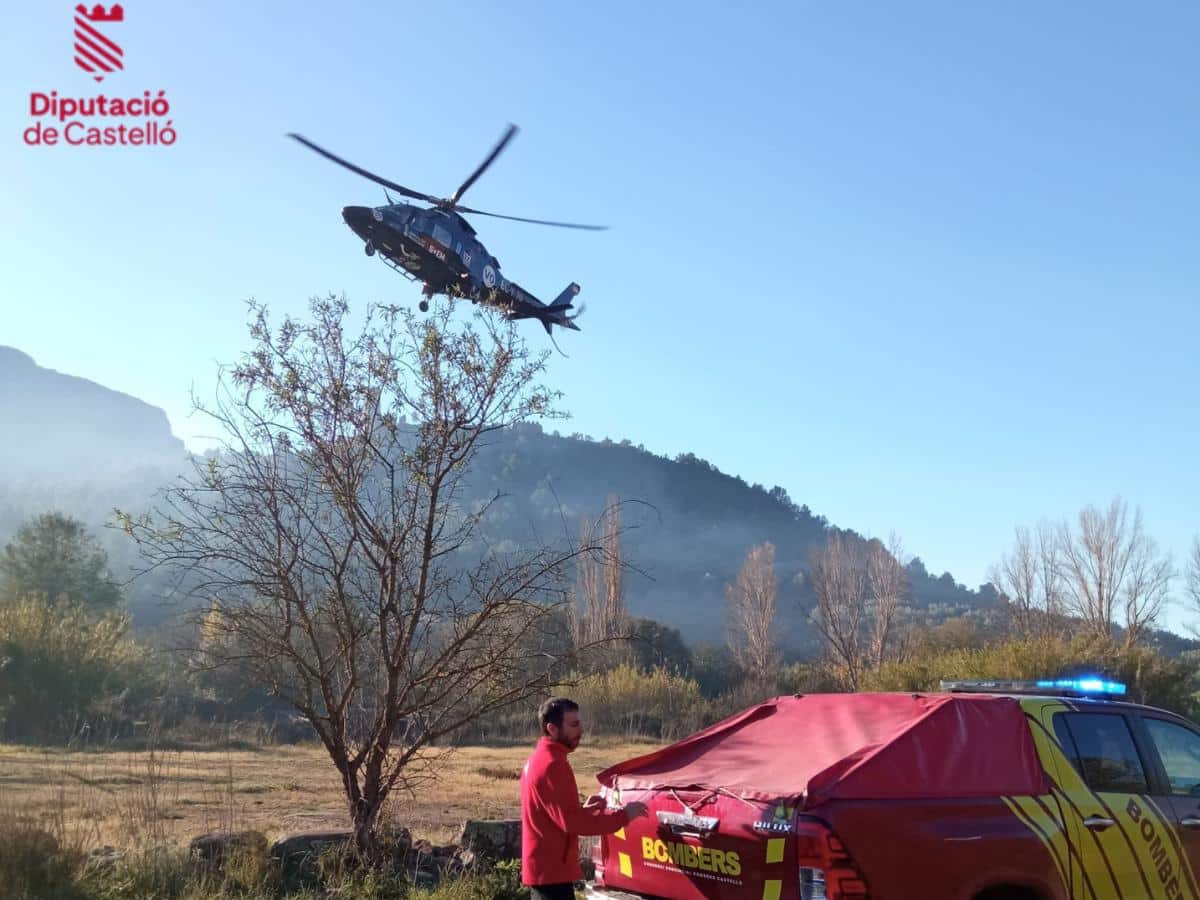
<box><xmin>569</xmin><ymin>664</ymin><xmax>706</xmax><ymax>740</ymax></box>
<box><xmin>864</xmin><ymin>634</ymin><xmax>1200</xmax><ymax>718</ymax></box>
<box><xmin>414</xmin><ymin>860</ymin><xmax>527</xmax><ymax>900</ymax></box>
<box><xmin>0</xmin><ymin>596</ymin><xmax>150</xmax><ymax>742</ymax></box>
<box><xmin>0</xmin><ymin>824</ymin><xmax>88</xmax><ymax>900</ymax></box>
<box><xmin>81</xmin><ymin>850</ymin><xmax>199</xmax><ymax>900</ymax></box>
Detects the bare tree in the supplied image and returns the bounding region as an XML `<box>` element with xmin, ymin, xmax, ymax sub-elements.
<box><xmin>570</xmin><ymin>497</ymin><xmax>628</xmax><ymax>667</ymax></box>
<box><xmin>602</xmin><ymin>496</ymin><xmax>625</xmax><ymax>639</ymax></box>
<box><xmin>573</xmin><ymin>518</ymin><xmax>603</xmax><ymax>649</ymax></box>
<box><xmin>1121</xmin><ymin>534</ymin><xmax>1173</xmax><ymax>648</ymax></box>
<box><xmin>725</xmin><ymin>542</ymin><xmax>778</xmax><ymax>684</ymax></box>
<box><xmin>1056</xmin><ymin>497</ymin><xmax>1173</xmax><ymax>645</ymax></box>
<box><xmin>866</xmin><ymin>533</ymin><xmax>908</xmax><ymax>667</ymax></box>
<box><xmin>1035</xmin><ymin>521</ymin><xmax>1064</xmax><ymax>626</ymax></box>
<box><xmin>992</xmin><ymin>520</ymin><xmax>1066</xmax><ymax>637</ymax></box>
<box><xmin>991</xmin><ymin>527</ymin><xmax>1038</xmax><ymax>636</ymax></box>
<box><xmin>1057</xmin><ymin>500</ymin><xmax>1130</xmax><ymax>638</ymax></box>
<box><xmin>1187</xmin><ymin>538</ymin><xmax>1200</xmax><ymax>638</ymax></box>
<box><xmin>809</xmin><ymin>534</ymin><xmax>867</xmax><ymax>690</ymax></box>
<box><xmin>120</xmin><ymin>297</ymin><xmax>597</xmax><ymax>856</ymax></box>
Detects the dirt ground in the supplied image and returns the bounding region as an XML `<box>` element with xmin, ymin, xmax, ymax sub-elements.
<box><xmin>0</xmin><ymin>739</ymin><xmax>660</xmax><ymax>851</ymax></box>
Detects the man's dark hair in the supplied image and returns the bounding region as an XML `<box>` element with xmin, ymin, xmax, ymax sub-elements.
<box><xmin>539</xmin><ymin>697</ymin><xmax>579</xmax><ymax>735</ymax></box>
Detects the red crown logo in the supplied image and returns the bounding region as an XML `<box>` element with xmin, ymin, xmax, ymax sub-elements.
<box><xmin>74</xmin><ymin>4</ymin><xmax>124</xmax><ymax>82</ymax></box>
<box><xmin>76</xmin><ymin>4</ymin><xmax>123</xmax><ymax>21</ymax></box>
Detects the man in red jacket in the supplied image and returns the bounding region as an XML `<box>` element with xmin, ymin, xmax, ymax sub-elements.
<box><xmin>521</xmin><ymin>697</ymin><xmax>647</xmax><ymax>900</ymax></box>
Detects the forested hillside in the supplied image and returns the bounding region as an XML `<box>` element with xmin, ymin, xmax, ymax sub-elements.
<box><xmin>1</xmin><ymin>344</ymin><xmax>995</xmax><ymax>651</ymax></box>
<box><xmin>460</xmin><ymin>423</ymin><xmax>997</xmax><ymax>650</ymax></box>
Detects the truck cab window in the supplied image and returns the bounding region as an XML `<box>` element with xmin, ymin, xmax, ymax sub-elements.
<box><xmin>1052</xmin><ymin>714</ymin><xmax>1082</xmax><ymax>770</ymax></box>
<box><xmin>1144</xmin><ymin>718</ymin><xmax>1200</xmax><ymax>796</ymax></box>
<box><xmin>1059</xmin><ymin>713</ymin><xmax>1148</xmax><ymax>794</ymax></box>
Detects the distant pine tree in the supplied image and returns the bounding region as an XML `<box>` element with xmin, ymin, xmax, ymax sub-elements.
<box><xmin>0</xmin><ymin>512</ymin><xmax>122</xmax><ymax>611</ymax></box>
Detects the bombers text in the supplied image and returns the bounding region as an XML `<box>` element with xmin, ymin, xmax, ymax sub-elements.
<box><xmin>1127</xmin><ymin>798</ymin><xmax>1185</xmax><ymax>899</ymax></box>
<box><xmin>640</xmin><ymin>838</ymin><xmax>742</xmax><ymax>877</ymax></box>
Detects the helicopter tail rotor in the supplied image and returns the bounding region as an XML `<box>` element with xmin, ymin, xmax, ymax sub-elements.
<box><xmin>540</xmin><ymin>283</ymin><xmax>584</xmax><ymax>334</ymax></box>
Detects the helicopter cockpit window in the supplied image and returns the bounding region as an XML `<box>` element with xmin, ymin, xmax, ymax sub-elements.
<box><xmin>432</xmin><ymin>224</ymin><xmax>453</xmax><ymax>247</ymax></box>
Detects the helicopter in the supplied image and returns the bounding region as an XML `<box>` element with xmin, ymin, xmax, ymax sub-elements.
<box><xmin>288</xmin><ymin>125</ymin><xmax>602</xmax><ymax>335</ymax></box>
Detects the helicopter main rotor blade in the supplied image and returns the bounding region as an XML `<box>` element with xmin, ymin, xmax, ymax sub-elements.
<box><xmin>451</xmin><ymin>204</ymin><xmax>609</xmax><ymax>231</ymax></box>
<box><xmin>287</xmin><ymin>133</ymin><xmax>440</xmax><ymax>204</ymax></box>
<box><xmin>448</xmin><ymin>123</ymin><xmax>518</xmax><ymax>206</ymax></box>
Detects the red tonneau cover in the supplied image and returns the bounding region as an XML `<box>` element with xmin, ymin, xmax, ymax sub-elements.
<box><xmin>597</xmin><ymin>693</ymin><xmax>1049</xmax><ymax>805</ymax></box>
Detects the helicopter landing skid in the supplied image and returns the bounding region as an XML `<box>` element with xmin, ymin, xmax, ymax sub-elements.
<box><xmin>378</xmin><ymin>254</ymin><xmax>420</xmax><ymax>283</ymax></box>
<box><xmin>378</xmin><ymin>254</ymin><xmax>435</xmax><ymax>313</ymax></box>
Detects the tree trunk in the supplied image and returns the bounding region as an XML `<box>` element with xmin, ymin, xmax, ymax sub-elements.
<box><xmin>352</xmin><ymin>800</ymin><xmax>384</xmax><ymax>863</ymax></box>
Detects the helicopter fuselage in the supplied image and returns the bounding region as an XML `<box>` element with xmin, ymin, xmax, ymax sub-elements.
<box><xmin>340</xmin><ymin>203</ymin><xmax>580</xmax><ymax>331</ymax></box>
<box><xmin>343</xmin><ymin>203</ymin><xmax>496</xmax><ymax>300</ymax></box>
<box><xmin>289</xmin><ymin>127</ymin><xmax>590</xmax><ymax>332</ymax></box>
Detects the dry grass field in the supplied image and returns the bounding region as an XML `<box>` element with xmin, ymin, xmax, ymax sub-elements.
<box><xmin>0</xmin><ymin>739</ymin><xmax>661</xmax><ymax>852</ymax></box>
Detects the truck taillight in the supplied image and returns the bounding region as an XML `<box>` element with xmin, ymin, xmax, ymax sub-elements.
<box><xmin>794</xmin><ymin>819</ymin><xmax>868</xmax><ymax>900</ymax></box>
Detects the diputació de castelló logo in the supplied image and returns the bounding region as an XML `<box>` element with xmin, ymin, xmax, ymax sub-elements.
<box><xmin>23</xmin><ymin>4</ymin><xmax>177</xmax><ymax>147</ymax></box>
<box><xmin>74</xmin><ymin>3</ymin><xmax>123</xmax><ymax>81</ymax></box>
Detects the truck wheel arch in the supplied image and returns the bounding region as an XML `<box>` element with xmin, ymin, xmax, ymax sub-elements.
<box><xmin>973</xmin><ymin>886</ymin><xmax>1049</xmax><ymax>900</ymax></box>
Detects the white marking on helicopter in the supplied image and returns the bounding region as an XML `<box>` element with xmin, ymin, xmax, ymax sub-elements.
<box><xmin>463</xmin><ymin>250</ymin><xmax>472</xmax><ymax>266</ymax></box>
<box><xmin>483</xmin><ymin>265</ymin><xmax>496</xmax><ymax>288</ymax></box>
<box><xmin>372</xmin><ymin>208</ymin><xmax>383</xmax><ymax>221</ymax></box>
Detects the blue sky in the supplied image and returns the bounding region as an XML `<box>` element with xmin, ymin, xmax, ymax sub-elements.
<box><xmin>3</xmin><ymin>2</ymin><xmax>1197</xmax><ymax>624</ymax></box>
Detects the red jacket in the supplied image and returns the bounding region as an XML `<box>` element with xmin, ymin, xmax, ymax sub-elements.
<box><xmin>520</xmin><ymin>737</ymin><xmax>628</xmax><ymax>886</ymax></box>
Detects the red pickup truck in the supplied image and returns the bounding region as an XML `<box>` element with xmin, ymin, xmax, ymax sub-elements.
<box><xmin>585</xmin><ymin>681</ymin><xmax>1200</xmax><ymax>900</ymax></box>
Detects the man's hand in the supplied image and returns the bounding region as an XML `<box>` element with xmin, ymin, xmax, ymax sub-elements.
<box><xmin>623</xmin><ymin>801</ymin><xmax>649</xmax><ymax>820</ymax></box>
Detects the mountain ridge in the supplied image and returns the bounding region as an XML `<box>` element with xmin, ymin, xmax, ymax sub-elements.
<box><xmin>0</xmin><ymin>345</ymin><xmax>187</xmax><ymax>479</ymax></box>
<box><xmin>6</xmin><ymin>345</ymin><xmax>1189</xmax><ymax>658</ymax></box>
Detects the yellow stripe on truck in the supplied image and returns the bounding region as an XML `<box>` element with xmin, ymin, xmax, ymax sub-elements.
<box><xmin>761</xmin><ymin>879</ymin><xmax>781</xmax><ymax>900</ymax></box>
<box><xmin>1131</xmin><ymin>795</ymin><xmax>1200</xmax><ymax>900</ymax></box>
<box><xmin>618</xmin><ymin>852</ymin><xmax>632</xmax><ymax>877</ymax></box>
<box><xmin>765</xmin><ymin>838</ymin><xmax>785</xmax><ymax>864</ymax></box>
<box><xmin>1002</xmin><ymin>794</ymin><xmax>1069</xmax><ymax>890</ymax></box>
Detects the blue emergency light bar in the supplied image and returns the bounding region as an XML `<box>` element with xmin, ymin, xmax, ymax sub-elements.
<box><xmin>1036</xmin><ymin>678</ymin><xmax>1126</xmax><ymax>696</ymax></box>
<box><xmin>940</xmin><ymin>678</ymin><xmax>1128</xmax><ymax>697</ymax></box>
